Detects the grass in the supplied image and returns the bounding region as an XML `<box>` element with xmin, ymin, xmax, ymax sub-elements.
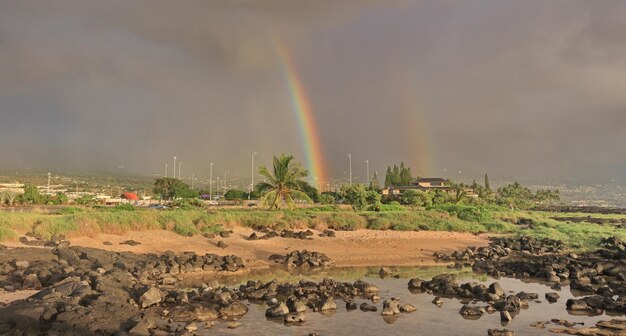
<box><xmin>0</xmin><ymin>206</ymin><xmax>624</xmax><ymax>250</ymax></box>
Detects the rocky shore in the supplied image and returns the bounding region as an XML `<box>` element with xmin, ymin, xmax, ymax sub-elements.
<box><xmin>1</xmin><ymin>232</ymin><xmax>625</xmax><ymax>335</ymax></box>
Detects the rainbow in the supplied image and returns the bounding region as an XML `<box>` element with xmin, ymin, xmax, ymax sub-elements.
<box><xmin>397</xmin><ymin>72</ymin><xmax>434</xmax><ymax>176</ymax></box>
<box><xmin>276</xmin><ymin>44</ymin><xmax>328</xmax><ymax>189</ymax></box>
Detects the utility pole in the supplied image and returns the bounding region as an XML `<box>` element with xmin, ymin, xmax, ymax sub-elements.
<box><xmin>178</xmin><ymin>161</ymin><xmax>182</xmax><ymax>179</ymax></box>
<box><xmin>209</xmin><ymin>162</ymin><xmax>214</xmax><ymax>200</ymax></box>
<box><xmin>366</xmin><ymin>160</ymin><xmax>369</xmax><ymax>187</ymax></box>
<box><xmin>348</xmin><ymin>154</ymin><xmax>352</xmax><ymax>185</ymax></box>
<box><xmin>224</xmin><ymin>170</ymin><xmax>229</xmax><ymax>191</ymax></box>
<box><xmin>165</xmin><ymin>164</ymin><xmax>168</xmax><ymax>178</ymax></box>
<box><xmin>173</xmin><ymin>156</ymin><xmax>177</xmax><ymax>180</ymax></box>
<box><xmin>191</xmin><ymin>173</ymin><xmax>195</xmax><ymax>189</ymax></box>
<box><xmin>47</xmin><ymin>173</ymin><xmax>51</xmax><ymax>194</ymax></box>
<box><xmin>249</xmin><ymin>152</ymin><xmax>257</xmax><ymax>200</ymax></box>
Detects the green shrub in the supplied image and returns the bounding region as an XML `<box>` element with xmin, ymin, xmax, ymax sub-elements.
<box><xmin>57</xmin><ymin>207</ymin><xmax>85</xmax><ymax>215</ymax></box>
<box><xmin>428</xmin><ymin>204</ymin><xmax>497</xmax><ymax>222</ymax></box>
<box><xmin>379</xmin><ymin>202</ymin><xmax>406</xmax><ymax>212</ymax></box>
<box><xmin>112</xmin><ymin>204</ymin><xmax>136</xmax><ymax>211</ymax></box>
<box><xmin>325</xmin><ymin>212</ymin><xmax>366</xmax><ymax>230</ymax></box>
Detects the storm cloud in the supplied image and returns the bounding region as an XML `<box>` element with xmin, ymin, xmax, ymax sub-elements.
<box><xmin>1</xmin><ymin>0</ymin><xmax>626</xmax><ymax>184</ymax></box>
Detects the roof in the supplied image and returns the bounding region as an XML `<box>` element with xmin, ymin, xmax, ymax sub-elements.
<box><xmin>121</xmin><ymin>192</ymin><xmax>140</xmax><ymax>200</ymax></box>
<box><xmin>387</xmin><ymin>185</ymin><xmax>452</xmax><ymax>191</ymax></box>
<box><xmin>414</xmin><ymin>177</ymin><xmax>450</xmax><ymax>183</ymax></box>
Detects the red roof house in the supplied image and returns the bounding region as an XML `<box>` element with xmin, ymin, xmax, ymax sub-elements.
<box><xmin>121</xmin><ymin>192</ymin><xmax>140</xmax><ymax>201</ymax></box>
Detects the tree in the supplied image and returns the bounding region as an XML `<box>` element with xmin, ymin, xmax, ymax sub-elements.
<box><xmin>369</xmin><ymin>171</ymin><xmax>381</xmax><ymax>190</ymax></box>
<box><xmin>300</xmin><ymin>183</ymin><xmax>319</xmax><ymax>202</ymax></box>
<box><xmin>340</xmin><ymin>184</ymin><xmax>368</xmax><ymax>211</ymax></box>
<box><xmin>256</xmin><ymin>154</ymin><xmax>312</xmax><ymax>209</ymax></box>
<box><xmin>74</xmin><ymin>194</ymin><xmax>96</xmax><ymax>206</ymax></box>
<box><xmin>392</xmin><ymin>165</ymin><xmax>400</xmax><ymax>185</ymax></box>
<box><xmin>534</xmin><ymin>189</ymin><xmax>560</xmax><ymax>206</ymax></box>
<box><xmin>317</xmin><ymin>193</ymin><xmax>335</xmax><ymax>205</ymax></box>
<box><xmin>19</xmin><ymin>183</ymin><xmax>45</xmax><ymax>204</ymax></box>
<box><xmin>384</xmin><ymin>167</ymin><xmax>393</xmax><ymax>187</ymax></box>
<box><xmin>400</xmin><ymin>190</ymin><xmax>432</xmax><ymax>208</ymax></box>
<box><xmin>366</xmin><ymin>189</ymin><xmax>382</xmax><ymax>211</ymax></box>
<box><xmin>224</xmin><ymin>189</ymin><xmax>247</xmax><ymax>201</ymax></box>
<box><xmin>153</xmin><ymin>177</ymin><xmax>196</xmax><ymax>200</ymax></box>
<box><xmin>384</xmin><ymin>162</ymin><xmax>413</xmax><ymax>186</ymax></box>
<box><xmin>496</xmin><ymin>182</ymin><xmax>534</xmax><ymax>210</ymax></box>
<box><xmin>484</xmin><ymin>173</ymin><xmax>491</xmax><ymax>193</ymax></box>
<box><xmin>431</xmin><ymin>189</ymin><xmax>453</xmax><ymax>205</ymax></box>
<box><xmin>54</xmin><ymin>192</ymin><xmax>68</xmax><ymax>205</ymax></box>
<box><xmin>451</xmin><ymin>183</ymin><xmax>467</xmax><ymax>204</ymax></box>
<box><xmin>399</xmin><ymin>162</ymin><xmax>413</xmax><ymax>185</ymax></box>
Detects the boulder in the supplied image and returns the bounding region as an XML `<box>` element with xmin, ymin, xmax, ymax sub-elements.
<box><xmin>139</xmin><ymin>287</ymin><xmax>162</xmax><ymax>308</ymax></box>
<box><xmin>400</xmin><ymin>304</ymin><xmax>416</xmax><ymax>313</ymax></box>
<box><xmin>220</xmin><ymin>301</ymin><xmax>248</xmax><ymax>318</ymax></box>
<box><xmin>381</xmin><ymin>298</ymin><xmax>401</xmax><ymax>316</ymax></box>
<box><xmin>360</xmin><ymin>302</ymin><xmax>377</xmax><ymax>312</ymax></box>
<box><xmin>22</xmin><ymin>274</ymin><xmax>42</xmax><ymax>290</ymax></box>
<box><xmin>545</xmin><ymin>292</ymin><xmax>560</xmax><ymax>303</ymax></box>
<box><xmin>265</xmin><ymin>302</ymin><xmax>289</xmax><ymax>318</ymax></box>
<box><xmin>488</xmin><ymin>329</ymin><xmax>515</xmax><ymax>336</ymax></box>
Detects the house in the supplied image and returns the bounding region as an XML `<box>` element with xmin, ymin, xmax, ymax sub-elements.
<box><xmin>121</xmin><ymin>192</ymin><xmax>140</xmax><ymax>201</ymax></box>
<box><xmin>382</xmin><ymin>177</ymin><xmax>452</xmax><ymax>196</ymax></box>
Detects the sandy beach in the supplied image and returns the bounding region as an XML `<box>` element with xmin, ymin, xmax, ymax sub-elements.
<box><xmin>63</xmin><ymin>228</ymin><xmax>489</xmax><ymax>268</ymax></box>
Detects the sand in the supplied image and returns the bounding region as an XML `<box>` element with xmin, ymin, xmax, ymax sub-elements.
<box><xmin>0</xmin><ymin>228</ymin><xmax>487</xmax><ymax>303</ymax></box>
<box><xmin>67</xmin><ymin>228</ymin><xmax>488</xmax><ymax>268</ymax></box>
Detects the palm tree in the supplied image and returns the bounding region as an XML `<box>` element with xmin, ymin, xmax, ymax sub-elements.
<box><xmin>257</xmin><ymin>154</ymin><xmax>312</xmax><ymax>209</ymax></box>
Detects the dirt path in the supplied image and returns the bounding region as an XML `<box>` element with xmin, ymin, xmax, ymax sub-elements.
<box><xmin>64</xmin><ymin>228</ymin><xmax>488</xmax><ymax>268</ymax></box>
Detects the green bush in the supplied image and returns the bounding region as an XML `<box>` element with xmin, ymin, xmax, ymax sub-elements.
<box><xmin>428</xmin><ymin>204</ymin><xmax>497</xmax><ymax>222</ymax></box>
<box><xmin>112</xmin><ymin>204</ymin><xmax>136</xmax><ymax>211</ymax></box>
<box><xmin>379</xmin><ymin>201</ymin><xmax>406</xmax><ymax>212</ymax></box>
<box><xmin>325</xmin><ymin>212</ymin><xmax>366</xmax><ymax>231</ymax></box>
<box><xmin>57</xmin><ymin>207</ymin><xmax>85</xmax><ymax>215</ymax></box>
<box><xmin>306</xmin><ymin>205</ymin><xmax>339</xmax><ymax>212</ymax></box>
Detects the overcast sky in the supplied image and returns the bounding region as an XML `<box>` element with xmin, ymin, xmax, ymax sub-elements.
<box><xmin>1</xmin><ymin>0</ymin><xmax>626</xmax><ymax>183</ymax></box>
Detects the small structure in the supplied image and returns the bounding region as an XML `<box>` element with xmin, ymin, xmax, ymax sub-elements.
<box><xmin>0</xmin><ymin>183</ymin><xmax>24</xmax><ymax>194</ymax></box>
<box><xmin>382</xmin><ymin>177</ymin><xmax>452</xmax><ymax>196</ymax></box>
<box><xmin>121</xmin><ymin>192</ymin><xmax>140</xmax><ymax>201</ymax></box>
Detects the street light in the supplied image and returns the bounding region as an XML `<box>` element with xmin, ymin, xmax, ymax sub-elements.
<box><xmin>209</xmin><ymin>162</ymin><xmax>214</xmax><ymax>200</ymax></box>
<box><xmin>348</xmin><ymin>154</ymin><xmax>352</xmax><ymax>185</ymax></box>
<box><xmin>173</xmin><ymin>156</ymin><xmax>177</xmax><ymax>179</ymax></box>
<box><xmin>224</xmin><ymin>170</ymin><xmax>229</xmax><ymax>191</ymax></box>
<box><xmin>165</xmin><ymin>164</ymin><xmax>168</xmax><ymax>178</ymax></box>
<box><xmin>191</xmin><ymin>173</ymin><xmax>195</xmax><ymax>189</ymax></box>
<box><xmin>178</xmin><ymin>161</ymin><xmax>182</xmax><ymax>179</ymax></box>
<box><xmin>366</xmin><ymin>160</ymin><xmax>369</xmax><ymax>187</ymax></box>
<box><xmin>250</xmin><ymin>152</ymin><xmax>257</xmax><ymax>200</ymax></box>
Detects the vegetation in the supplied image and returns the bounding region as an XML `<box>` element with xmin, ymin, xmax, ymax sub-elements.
<box><xmin>400</xmin><ymin>190</ymin><xmax>432</xmax><ymax>208</ymax></box>
<box><xmin>153</xmin><ymin>177</ymin><xmax>198</xmax><ymax>200</ymax></box>
<box><xmin>384</xmin><ymin>162</ymin><xmax>413</xmax><ymax>187</ymax></box>
<box><xmin>340</xmin><ymin>184</ymin><xmax>368</xmax><ymax>211</ymax></box>
<box><xmin>74</xmin><ymin>194</ymin><xmax>97</xmax><ymax>206</ymax></box>
<box><xmin>256</xmin><ymin>154</ymin><xmax>312</xmax><ymax>209</ymax></box>
<box><xmin>224</xmin><ymin>189</ymin><xmax>247</xmax><ymax>201</ymax></box>
<box><xmin>0</xmin><ymin>205</ymin><xmax>622</xmax><ymax>249</ymax></box>
<box><xmin>317</xmin><ymin>193</ymin><xmax>335</xmax><ymax>205</ymax></box>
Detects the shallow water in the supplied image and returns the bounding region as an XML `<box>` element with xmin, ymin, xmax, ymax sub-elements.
<box><xmin>183</xmin><ymin>267</ymin><xmax>620</xmax><ymax>336</ymax></box>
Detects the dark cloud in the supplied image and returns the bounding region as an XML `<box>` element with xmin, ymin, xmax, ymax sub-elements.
<box><xmin>1</xmin><ymin>0</ymin><xmax>625</xmax><ymax>184</ymax></box>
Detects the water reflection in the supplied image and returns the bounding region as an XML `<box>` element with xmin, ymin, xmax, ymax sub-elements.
<box><xmin>180</xmin><ymin>266</ymin><xmax>622</xmax><ymax>336</ymax></box>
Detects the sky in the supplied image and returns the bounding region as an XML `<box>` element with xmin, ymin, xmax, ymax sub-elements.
<box><xmin>1</xmin><ymin>0</ymin><xmax>626</xmax><ymax>185</ymax></box>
